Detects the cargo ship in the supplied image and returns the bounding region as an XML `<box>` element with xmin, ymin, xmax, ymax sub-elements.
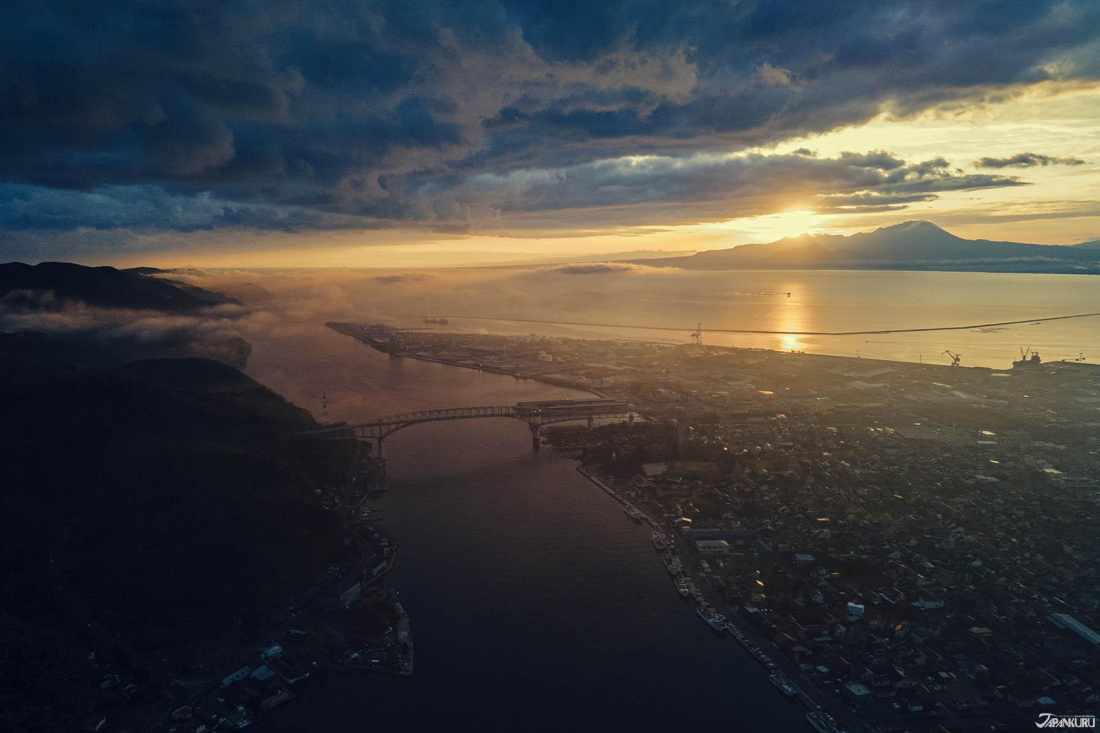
<box><xmin>675</xmin><ymin>576</ymin><xmax>691</xmax><ymax>598</ymax></box>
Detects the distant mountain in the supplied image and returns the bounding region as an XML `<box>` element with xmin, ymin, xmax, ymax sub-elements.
<box><xmin>640</xmin><ymin>221</ymin><xmax>1100</xmax><ymax>274</ymax></box>
<box><xmin>0</xmin><ymin>261</ymin><xmax>238</xmax><ymax>311</ymax></box>
<box><xmin>1074</xmin><ymin>239</ymin><xmax>1100</xmax><ymax>250</ymax></box>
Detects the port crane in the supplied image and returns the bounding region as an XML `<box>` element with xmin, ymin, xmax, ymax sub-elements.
<box><xmin>690</xmin><ymin>323</ymin><xmax>703</xmax><ymax>347</ymax></box>
<box><xmin>942</xmin><ymin>350</ymin><xmax>962</xmax><ymax>367</ymax></box>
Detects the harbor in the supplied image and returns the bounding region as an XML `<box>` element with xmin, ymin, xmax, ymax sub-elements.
<box><xmin>254</xmin><ymin>315</ymin><xmax>1100</xmax><ymax>731</ymax></box>
<box><xmin>253</xmin><ymin>322</ymin><xmax>808</xmax><ymax>732</ymax></box>
<box><xmin>580</xmin><ymin>461</ymin><xmax>857</xmax><ymax>732</ymax></box>
<box><xmin>580</xmin><ymin>443</ymin><xmax>854</xmax><ymax>730</ymax></box>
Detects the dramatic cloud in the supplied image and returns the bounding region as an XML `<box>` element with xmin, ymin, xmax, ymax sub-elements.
<box><xmin>410</xmin><ymin>150</ymin><xmax>1025</xmax><ymax>226</ymax></box>
<box><xmin>974</xmin><ymin>152</ymin><xmax>1087</xmax><ymax>168</ymax></box>
<box><xmin>1</xmin><ymin>0</ymin><xmax>1098</xmax><ymax>247</ymax></box>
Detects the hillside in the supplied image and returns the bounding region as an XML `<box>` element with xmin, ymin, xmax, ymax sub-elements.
<box><xmin>0</xmin><ymin>336</ymin><xmax>355</xmax><ymax>732</ymax></box>
<box><xmin>642</xmin><ymin>221</ymin><xmax>1100</xmax><ymax>274</ymax></box>
<box><xmin>0</xmin><ymin>261</ymin><xmax>238</xmax><ymax>311</ymax></box>
<box><xmin>0</xmin><ymin>263</ymin><xmax>252</xmax><ymax>369</ymax></box>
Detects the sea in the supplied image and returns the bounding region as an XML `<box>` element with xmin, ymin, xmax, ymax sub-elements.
<box><xmin>237</xmin><ymin>268</ymin><xmax>1100</xmax><ymax>731</ymax></box>
<box><xmin>297</xmin><ymin>267</ymin><xmax>1100</xmax><ymax>369</ymax></box>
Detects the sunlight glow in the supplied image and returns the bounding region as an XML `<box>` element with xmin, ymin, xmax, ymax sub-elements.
<box><xmin>679</xmin><ymin>210</ymin><xmax>834</xmax><ymax>244</ymax></box>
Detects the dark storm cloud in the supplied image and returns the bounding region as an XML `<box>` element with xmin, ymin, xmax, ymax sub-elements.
<box><xmin>974</xmin><ymin>152</ymin><xmax>1087</xmax><ymax>168</ymax></box>
<box><xmin>408</xmin><ymin>150</ymin><xmax>1025</xmax><ymax>224</ymax></box>
<box><xmin>1</xmin><ymin>0</ymin><xmax>1098</xmax><ymax>241</ymax></box>
<box><xmin>0</xmin><ymin>183</ymin><xmax>370</xmax><ymax>232</ymax></box>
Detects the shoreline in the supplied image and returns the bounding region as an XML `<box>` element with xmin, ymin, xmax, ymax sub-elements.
<box><xmin>381</xmin><ymin>347</ymin><xmax>608</xmax><ymax>397</ymax></box>
<box><xmin>575</xmin><ymin>463</ymin><xmax>862</xmax><ymax>731</ymax></box>
<box><xmin>576</xmin><ymin>466</ymin><xmax>660</xmax><ymax>531</ymax></box>
<box><xmin>350</xmin><ymin>325</ymin><xmax>1026</xmax><ymax>382</ymax></box>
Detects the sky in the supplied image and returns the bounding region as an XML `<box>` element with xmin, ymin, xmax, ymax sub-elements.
<box><xmin>1</xmin><ymin>0</ymin><xmax>1099</xmax><ymax>267</ymax></box>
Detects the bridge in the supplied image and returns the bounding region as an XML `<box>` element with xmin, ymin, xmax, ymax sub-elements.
<box><xmin>303</xmin><ymin>398</ymin><xmax>638</xmax><ymax>454</ymax></box>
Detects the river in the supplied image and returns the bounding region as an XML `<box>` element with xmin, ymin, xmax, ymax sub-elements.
<box><xmin>245</xmin><ymin>324</ymin><xmax>807</xmax><ymax>730</ymax></box>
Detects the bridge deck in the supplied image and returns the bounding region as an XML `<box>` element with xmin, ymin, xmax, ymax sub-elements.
<box><xmin>303</xmin><ymin>399</ymin><xmax>635</xmax><ymax>440</ymax></box>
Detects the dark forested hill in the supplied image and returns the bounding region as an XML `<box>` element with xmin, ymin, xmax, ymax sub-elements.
<box><xmin>0</xmin><ymin>335</ymin><xmax>354</xmax><ymax>732</ymax></box>
<box><xmin>0</xmin><ymin>261</ymin><xmax>238</xmax><ymax>311</ymax></box>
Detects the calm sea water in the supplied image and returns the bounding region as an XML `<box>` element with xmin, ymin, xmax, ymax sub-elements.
<box><xmin>246</xmin><ymin>325</ymin><xmax>807</xmax><ymax>731</ymax></box>
<box><xmin>316</xmin><ymin>268</ymin><xmax>1100</xmax><ymax>369</ymax></box>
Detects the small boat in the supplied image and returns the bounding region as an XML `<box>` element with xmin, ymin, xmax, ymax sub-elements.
<box><xmin>697</xmin><ymin>605</ymin><xmax>727</xmax><ymax>633</ymax></box>
<box><xmin>1012</xmin><ymin>347</ymin><xmax>1042</xmax><ymax>368</ymax></box>
<box><xmin>675</xmin><ymin>576</ymin><xmax>691</xmax><ymax>598</ymax></box>
<box><xmin>623</xmin><ymin>505</ymin><xmax>644</xmax><ymax>522</ymax></box>
<box><xmin>651</xmin><ymin>532</ymin><xmax>667</xmax><ymax>551</ymax></box>
<box><xmin>770</xmin><ymin>673</ymin><xmax>796</xmax><ymax>696</ymax></box>
<box><xmin>664</xmin><ymin>555</ymin><xmax>684</xmax><ymax>576</ymax></box>
<box><xmin>806</xmin><ymin>709</ymin><xmax>839</xmax><ymax>733</ymax></box>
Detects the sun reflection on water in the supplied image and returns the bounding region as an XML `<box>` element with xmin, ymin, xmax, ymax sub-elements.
<box><xmin>776</xmin><ymin>289</ymin><xmax>806</xmax><ymax>352</ymax></box>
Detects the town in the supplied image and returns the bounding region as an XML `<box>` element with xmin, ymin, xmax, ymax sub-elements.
<box><xmin>330</xmin><ymin>322</ymin><xmax>1100</xmax><ymax>733</ymax></box>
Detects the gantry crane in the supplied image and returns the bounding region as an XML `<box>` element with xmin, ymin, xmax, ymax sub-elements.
<box><xmin>690</xmin><ymin>323</ymin><xmax>703</xmax><ymax>348</ymax></box>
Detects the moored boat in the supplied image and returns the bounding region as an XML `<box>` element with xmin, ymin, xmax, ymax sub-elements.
<box><xmin>806</xmin><ymin>709</ymin><xmax>840</xmax><ymax>733</ymax></box>
<box><xmin>675</xmin><ymin>576</ymin><xmax>690</xmax><ymax>598</ymax></box>
<box><xmin>697</xmin><ymin>604</ymin><xmax>727</xmax><ymax>632</ymax></box>
<box><xmin>769</xmin><ymin>673</ymin><xmax>796</xmax><ymax>696</ymax></box>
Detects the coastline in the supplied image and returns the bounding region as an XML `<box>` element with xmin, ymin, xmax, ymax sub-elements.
<box><xmin>574</xmin><ymin>463</ymin><xmax>863</xmax><ymax>732</ymax></box>
<box><xmin>393</xmin><ymin>349</ymin><xmax>609</xmax><ymax>396</ymax></box>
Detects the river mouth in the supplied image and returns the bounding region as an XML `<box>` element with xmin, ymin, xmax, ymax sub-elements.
<box><xmin>248</xmin><ymin>324</ymin><xmax>806</xmax><ymax>730</ymax></box>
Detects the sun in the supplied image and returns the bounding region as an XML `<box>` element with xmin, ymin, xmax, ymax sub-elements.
<box><xmin>672</xmin><ymin>209</ymin><xmax>832</xmax><ymax>245</ymax></box>
<box><xmin>732</xmin><ymin>210</ymin><xmax>831</xmax><ymax>241</ymax></box>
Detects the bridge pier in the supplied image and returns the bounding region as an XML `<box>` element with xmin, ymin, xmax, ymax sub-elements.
<box><xmin>530</xmin><ymin>423</ymin><xmax>541</xmax><ymax>451</ymax></box>
<box><xmin>376</xmin><ymin>437</ymin><xmax>387</xmax><ymax>484</ymax></box>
